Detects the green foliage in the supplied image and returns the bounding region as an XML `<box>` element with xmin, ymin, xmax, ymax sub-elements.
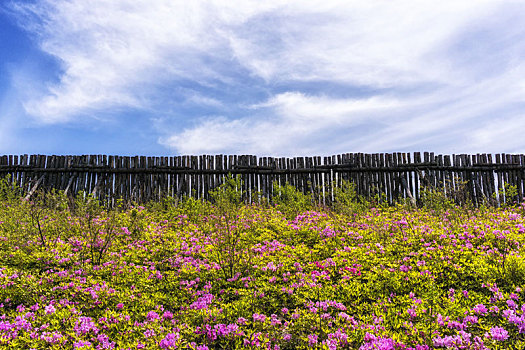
<box><xmin>210</xmin><ymin>174</ymin><xmax>245</xmax><ymax>212</ymax></box>
<box><xmin>207</xmin><ymin>175</ymin><xmax>253</xmax><ymax>280</ymax></box>
<box><xmin>419</xmin><ymin>177</ymin><xmax>466</xmax><ymax>214</ymax></box>
<box><xmin>272</xmin><ymin>182</ymin><xmax>312</xmax><ymax>219</ymax></box>
<box><xmin>0</xmin><ymin>175</ymin><xmax>22</xmax><ymax>202</ymax></box>
<box><xmin>331</xmin><ymin>180</ymin><xmax>371</xmax><ymax>215</ymax></box>
<box><xmin>496</xmin><ymin>182</ymin><xmax>519</xmax><ymax>208</ymax></box>
<box><xmin>1</xmin><ymin>176</ymin><xmax>525</xmax><ymax>348</ymax></box>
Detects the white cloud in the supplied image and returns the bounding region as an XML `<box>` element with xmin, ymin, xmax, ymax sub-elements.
<box><xmin>161</xmin><ymin>92</ymin><xmax>410</xmax><ymax>155</ymax></box>
<box><xmin>8</xmin><ymin>0</ymin><xmax>525</xmax><ymax>154</ymax></box>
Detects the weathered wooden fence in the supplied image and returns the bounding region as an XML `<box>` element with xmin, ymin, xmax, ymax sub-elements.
<box><xmin>0</xmin><ymin>153</ymin><xmax>524</xmax><ymax>206</ymax></box>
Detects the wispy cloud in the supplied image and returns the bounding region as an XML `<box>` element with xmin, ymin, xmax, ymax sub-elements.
<box><xmin>6</xmin><ymin>0</ymin><xmax>525</xmax><ymax>154</ymax></box>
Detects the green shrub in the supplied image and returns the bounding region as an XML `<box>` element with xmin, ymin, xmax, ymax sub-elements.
<box><xmin>272</xmin><ymin>182</ymin><xmax>312</xmax><ymax>219</ymax></box>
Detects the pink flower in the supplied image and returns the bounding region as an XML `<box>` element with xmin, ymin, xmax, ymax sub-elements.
<box><xmin>44</xmin><ymin>304</ymin><xmax>56</xmax><ymax>314</ymax></box>
<box><xmin>253</xmin><ymin>313</ymin><xmax>266</xmax><ymax>322</ymax></box>
<box><xmin>489</xmin><ymin>326</ymin><xmax>509</xmax><ymax>341</ymax></box>
<box><xmin>146</xmin><ymin>311</ymin><xmax>160</xmax><ymax>322</ymax></box>
<box><xmin>308</xmin><ymin>334</ymin><xmax>318</xmax><ymax>346</ymax></box>
<box><xmin>472</xmin><ymin>304</ymin><xmax>487</xmax><ymax>315</ymax></box>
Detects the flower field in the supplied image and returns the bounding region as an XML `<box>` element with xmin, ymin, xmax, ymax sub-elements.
<box><xmin>1</xmin><ymin>186</ymin><xmax>525</xmax><ymax>349</ymax></box>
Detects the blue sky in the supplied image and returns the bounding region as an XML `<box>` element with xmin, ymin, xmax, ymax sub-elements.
<box><xmin>0</xmin><ymin>0</ymin><xmax>524</xmax><ymax>156</ymax></box>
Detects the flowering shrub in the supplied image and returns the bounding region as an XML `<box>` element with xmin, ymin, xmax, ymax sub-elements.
<box><xmin>0</xmin><ymin>192</ymin><xmax>525</xmax><ymax>348</ymax></box>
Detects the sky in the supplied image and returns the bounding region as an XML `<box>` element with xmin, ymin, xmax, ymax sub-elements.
<box><xmin>0</xmin><ymin>0</ymin><xmax>524</xmax><ymax>157</ymax></box>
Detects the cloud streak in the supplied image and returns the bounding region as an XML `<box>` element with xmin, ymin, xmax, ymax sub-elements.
<box><xmin>6</xmin><ymin>0</ymin><xmax>525</xmax><ymax>155</ymax></box>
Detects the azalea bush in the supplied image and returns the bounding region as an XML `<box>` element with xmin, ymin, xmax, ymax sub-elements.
<box><xmin>0</xmin><ymin>183</ymin><xmax>525</xmax><ymax>349</ymax></box>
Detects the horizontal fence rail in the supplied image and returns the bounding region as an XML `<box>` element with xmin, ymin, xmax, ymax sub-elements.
<box><xmin>0</xmin><ymin>153</ymin><xmax>524</xmax><ymax>207</ymax></box>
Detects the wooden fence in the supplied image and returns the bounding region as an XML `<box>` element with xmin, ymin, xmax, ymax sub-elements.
<box><xmin>0</xmin><ymin>153</ymin><xmax>524</xmax><ymax>207</ymax></box>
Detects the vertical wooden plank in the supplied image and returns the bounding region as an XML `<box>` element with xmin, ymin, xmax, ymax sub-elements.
<box><xmin>143</xmin><ymin>156</ymin><xmax>150</xmax><ymax>203</ymax></box>
<box><xmin>377</xmin><ymin>153</ymin><xmax>386</xmax><ymax>203</ymax></box>
<box><xmin>56</xmin><ymin>156</ymin><xmax>65</xmax><ymax>191</ymax></box>
<box><xmin>335</xmin><ymin>154</ymin><xmax>341</xmax><ymax>193</ymax></box>
<box><xmin>464</xmin><ymin>154</ymin><xmax>474</xmax><ymax>204</ymax></box>
<box><xmin>509</xmin><ymin>154</ymin><xmax>516</xmax><ymax>200</ymax></box>
<box><xmin>128</xmin><ymin>156</ymin><xmax>135</xmax><ymax>202</ymax></box>
<box><xmin>471</xmin><ymin>154</ymin><xmax>478</xmax><ymax>205</ymax></box>
<box><xmin>423</xmin><ymin>152</ymin><xmax>430</xmax><ymax>195</ymax></box>
<box><xmin>435</xmin><ymin>155</ymin><xmax>442</xmax><ymax>194</ymax></box>
<box><xmin>275</xmin><ymin>157</ymin><xmax>282</xmax><ymax>191</ymax></box>
<box><xmin>0</xmin><ymin>156</ymin><xmax>7</xmax><ymax>183</ymax></box>
<box><xmin>107</xmin><ymin>155</ymin><xmax>114</xmax><ymax>205</ymax></box>
<box><xmin>177</xmin><ymin>156</ymin><xmax>183</xmax><ymax>199</ymax></box>
<box><xmin>150</xmin><ymin>156</ymin><xmax>155</xmax><ymax>202</ymax></box>
<box><xmin>375</xmin><ymin>153</ymin><xmax>382</xmax><ymax>202</ymax></box>
<box><xmin>482</xmin><ymin>153</ymin><xmax>491</xmax><ymax>204</ymax></box>
<box><xmin>68</xmin><ymin>156</ymin><xmax>77</xmax><ymax>197</ymax></box>
<box><xmin>266</xmin><ymin>156</ymin><xmax>272</xmax><ymax>201</ymax></box>
<box><xmin>24</xmin><ymin>154</ymin><xmax>32</xmax><ymax>193</ymax></box>
<box><xmin>81</xmin><ymin>154</ymin><xmax>88</xmax><ymax>197</ymax></box>
<box><xmin>353</xmin><ymin>153</ymin><xmax>360</xmax><ymax>197</ymax></box>
<box><xmin>488</xmin><ymin>153</ymin><xmax>496</xmax><ymax>203</ymax></box>
<box><xmin>479</xmin><ymin>154</ymin><xmax>489</xmax><ymax>202</ymax></box>
<box><xmin>18</xmin><ymin>155</ymin><xmax>24</xmax><ymax>190</ymax></box>
<box><xmin>217</xmin><ymin>154</ymin><xmax>223</xmax><ymax>193</ymax></box>
<box><xmin>284</xmin><ymin>157</ymin><xmax>291</xmax><ymax>188</ymax></box>
<box><xmin>258</xmin><ymin>156</ymin><xmax>265</xmax><ymax>202</ymax></box>
<box><xmin>323</xmin><ymin>155</ymin><xmax>331</xmax><ymax>205</ymax></box>
<box><xmin>246</xmin><ymin>155</ymin><xmax>252</xmax><ymax>203</ymax></box>
<box><xmin>10</xmin><ymin>155</ymin><xmax>16</xmax><ymax>189</ymax></box>
<box><xmin>191</xmin><ymin>155</ymin><xmax>199</xmax><ymax>200</ymax></box>
<box><xmin>390</xmin><ymin>153</ymin><xmax>398</xmax><ymax>201</ymax></box>
<box><xmin>397</xmin><ymin>153</ymin><xmax>404</xmax><ymax>200</ymax></box>
<box><xmin>495</xmin><ymin>154</ymin><xmax>503</xmax><ymax>205</ymax></box>
<box><xmin>173</xmin><ymin>156</ymin><xmax>179</xmax><ymax>198</ymax></box>
<box><xmin>84</xmin><ymin>155</ymin><xmax>92</xmax><ymax>195</ymax></box>
<box><xmin>251</xmin><ymin>155</ymin><xmax>257</xmax><ymax>202</ymax></box>
<box><xmin>46</xmin><ymin>155</ymin><xmax>54</xmax><ymax>190</ymax></box>
<box><xmin>311</xmin><ymin>156</ymin><xmax>318</xmax><ymax>204</ymax></box>
<box><xmin>405</xmin><ymin>153</ymin><xmax>412</xmax><ymax>204</ymax></box>
<box><xmin>382</xmin><ymin>153</ymin><xmax>389</xmax><ymax>203</ymax></box>
<box><xmin>121</xmin><ymin>156</ymin><xmax>127</xmax><ymax>203</ymax></box>
<box><xmin>169</xmin><ymin>156</ymin><xmax>175</xmax><ymax>197</ymax></box>
<box><xmin>412</xmin><ymin>152</ymin><xmax>420</xmax><ymax>203</ymax></box>
<box><xmin>151</xmin><ymin>156</ymin><xmax>157</xmax><ymax>202</ymax></box>
<box><xmin>299</xmin><ymin>156</ymin><xmax>306</xmax><ymax>194</ymax></box>
<box><xmin>211</xmin><ymin>155</ymin><xmax>218</xmax><ymax>194</ymax></box>
<box><xmin>153</xmin><ymin>156</ymin><xmax>158</xmax><ymax>202</ymax></box>
<box><xmin>13</xmin><ymin>155</ymin><xmax>20</xmax><ymax>189</ymax></box>
<box><xmin>162</xmin><ymin>156</ymin><xmax>168</xmax><ymax>200</ymax></box>
<box><xmin>314</xmin><ymin>156</ymin><xmax>322</xmax><ymax>206</ymax></box>
<box><xmin>40</xmin><ymin>155</ymin><xmax>48</xmax><ymax>193</ymax></box>
<box><xmin>204</xmin><ymin>155</ymin><xmax>210</xmax><ymax>201</ymax></box>
<box><xmin>402</xmin><ymin>152</ymin><xmax>409</xmax><ymax>200</ymax></box>
<box><xmin>442</xmin><ymin>155</ymin><xmax>451</xmax><ymax>200</ymax></box>
<box><xmin>5</xmin><ymin>155</ymin><xmax>12</xmax><ymax>186</ymax></box>
<box><xmin>186</xmin><ymin>155</ymin><xmax>192</xmax><ymax>199</ymax></box>
<box><xmin>451</xmin><ymin>154</ymin><xmax>458</xmax><ymax>202</ymax></box>
<box><xmin>114</xmin><ymin>156</ymin><xmax>121</xmax><ymax>203</ymax></box>
<box><xmin>508</xmin><ymin>154</ymin><xmax>517</xmax><ymax>203</ymax></box>
<box><xmin>197</xmin><ymin>155</ymin><xmax>203</xmax><ymax>200</ymax></box>
<box><xmin>363</xmin><ymin>154</ymin><xmax>370</xmax><ymax>198</ymax></box>
<box><xmin>207</xmin><ymin>154</ymin><xmax>212</xmax><ymax>201</ymax></box>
